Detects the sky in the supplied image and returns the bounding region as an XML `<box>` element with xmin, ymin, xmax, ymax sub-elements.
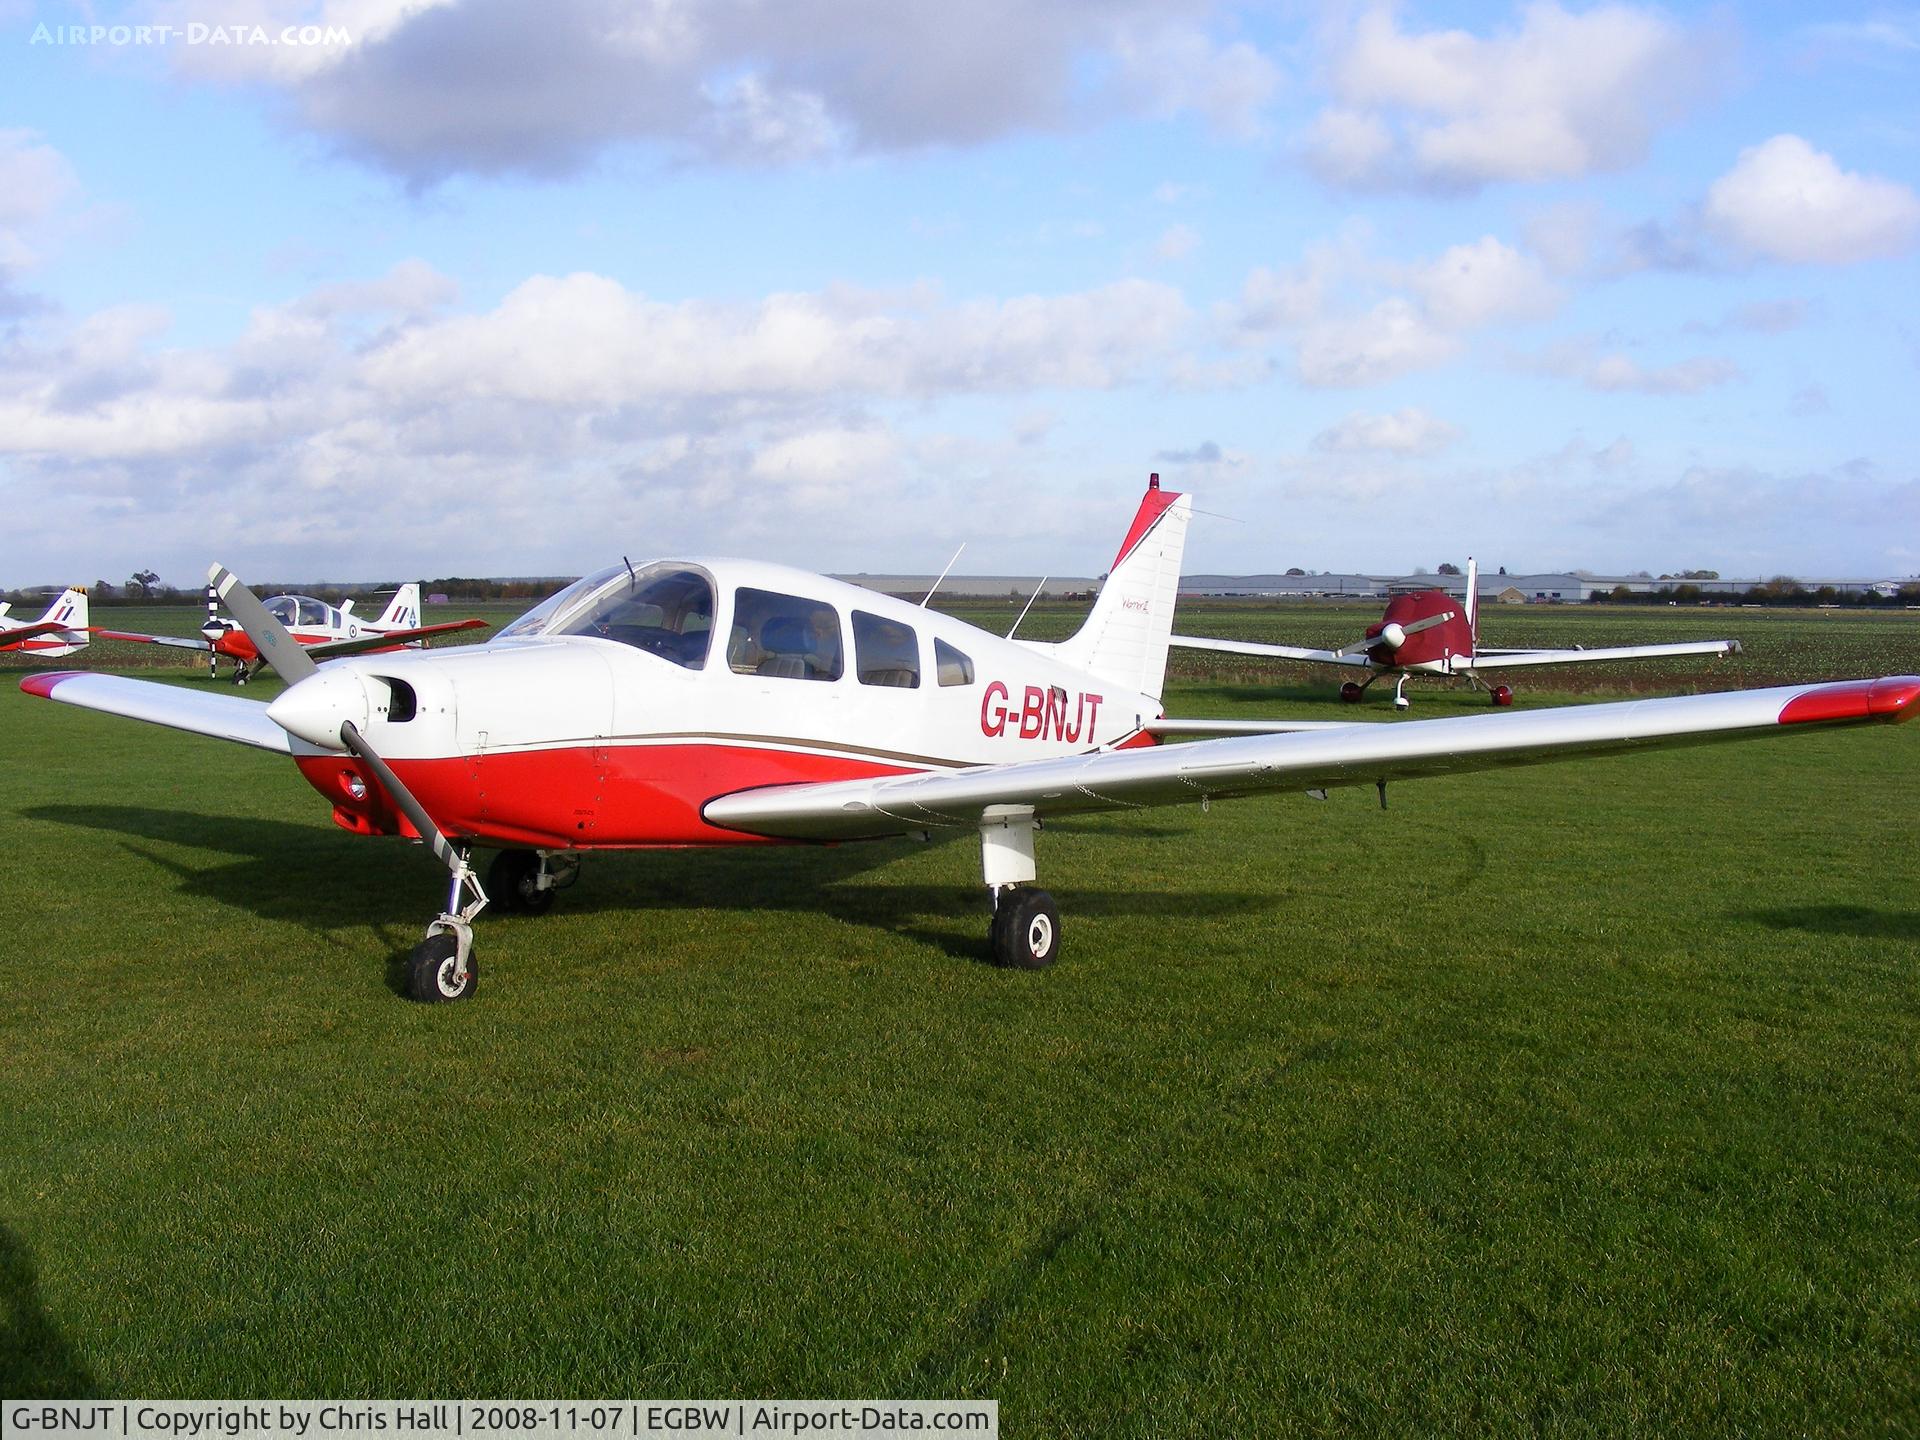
<box><xmin>1</xmin><ymin>0</ymin><xmax>1917</xmax><ymax>588</ymax></box>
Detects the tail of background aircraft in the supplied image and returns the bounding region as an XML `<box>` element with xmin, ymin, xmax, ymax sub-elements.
<box><xmin>1</xmin><ymin>587</ymin><xmax>90</xmax><ymax>656</ymax></box>
<box><xmin>1044</xmin><ymin>475</ymin><xmax>1193</xmax><ymax>702</ymax></box>
<box><xmin>1464</xmin><ymin>556</ymin><xmax>1479</xmax><ymax>656</ymax></box>
<box><xmin>376</xmin><ymin>583</ymin><xmax>421</xmax><ymax>631</ymax></box>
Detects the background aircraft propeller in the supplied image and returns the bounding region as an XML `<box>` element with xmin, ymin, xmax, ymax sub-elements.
<box><xmin>1331</xmin><ymin>609</ymin><xmax>1454</xmax><ymax>659</ymax></box>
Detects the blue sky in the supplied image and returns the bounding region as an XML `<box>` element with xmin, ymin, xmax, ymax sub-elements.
<box><xmin>1</xmin><ymin>0</ymin><xmax>1917</xmax><ymax>587</ymax></box>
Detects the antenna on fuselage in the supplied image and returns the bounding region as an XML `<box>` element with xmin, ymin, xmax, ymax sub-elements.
<box><xmin>1007</xmin><ymin>575</ymin><xmax>1050</xmax><ymax>640</ymax></box>
<box><xmin>920</xmin><ymin>544</ymin><xmax>966</xmax><ymax>608</ymax></box>
<box><xmin>622</xmin><ymin>555</ymin><xmax>637</xmax><ymax>589</ymax></box>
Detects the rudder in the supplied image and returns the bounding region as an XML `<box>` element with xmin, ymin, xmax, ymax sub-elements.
<box><xmin>1049</xmin><ymin>475</ymin><xmax>1192</xmax><ymax>701</ymax></box>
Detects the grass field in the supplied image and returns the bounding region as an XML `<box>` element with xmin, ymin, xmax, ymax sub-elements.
<box><xmin>2</xmin><ymin>602</ymin><xmax>1918</xmax><ymax>1434</ymax></box>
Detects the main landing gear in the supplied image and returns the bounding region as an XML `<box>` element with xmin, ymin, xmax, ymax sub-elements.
<box><xmin>487</xmin><ymin>849</ymin><xmax>581</xmax><ymax>916</ymax></box>
<box><xmin>980</xmin><ymin>805</ymin><xmax>1061</xmax><ymax>968</ymax></box>
<box><xmin>1490</xmin><ymin>683</ymin><xmax>1514</xmax><ymax>707</ymax></box>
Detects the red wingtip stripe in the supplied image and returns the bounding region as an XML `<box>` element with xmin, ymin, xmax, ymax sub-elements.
<box><xmin>19</xmin><ymin>670</ymin><xmax>83</xmax><ymax>699</ymax></box>
<box><xmin>1778</xmin><ymin>676</ymin><xmax>1920</xmax><ymax>726</ymax></box>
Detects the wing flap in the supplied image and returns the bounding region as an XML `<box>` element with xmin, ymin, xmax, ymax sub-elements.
<box><xmin>704</xmin><ymin>676</ymin><xmax>1920</xmax><ymax>840</ymax></box>
<box><xmin>20</xmin><ymin>671</ymin><xmax>297</xmax><ymax>753</ymax></box>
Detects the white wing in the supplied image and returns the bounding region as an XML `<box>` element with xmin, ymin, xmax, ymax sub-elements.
<box><xmin>1458</xmin><ymin>639</ymin><xmax>1739</xmax><ymax>671</ymax></box>
<box><xmin>704</xmin><ymin>677</ymin><xmax>1919</xmax><ymax>840</ymax></box>
<box><xmin>21</xmin><ymin>671</ymin><xmax>297</xmax><ymax>753</ymax></box>
<box><xmin>1169</xmin><ymin>634</ymin><xmax>1372</xmax><ymax>668</ymax></box>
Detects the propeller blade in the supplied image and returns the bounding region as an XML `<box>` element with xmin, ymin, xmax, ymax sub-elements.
<box><xmin>339</xmin><ymin>719</ymin><xmax>463</xmax><ymax>873</ymax></box>
<box><xmin>206</xmin><ymin>564</ymin><xmax>319</xmax><ymax>684</ymax></box>
<box><xmin>1332</xmin><ymin>609</ymin><xmax>1456</xmax><ymax>658</ymax></box>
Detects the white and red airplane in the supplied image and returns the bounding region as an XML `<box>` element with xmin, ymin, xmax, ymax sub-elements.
<box><xmin>1174</xmin><ymin>558</ymin><xmax>1739</xmax><ymax>709</ymax></box>
<box><xmin>97</xmin><ymin>581</ymin><xmax>486</xmax><ymax>682</ymax></box>
<box><xmin>21</xmin><ymin>477</ymin><xmax>1918</xmax><ymax>1003</ymax></box>
<box><xmin>0</xmin><ymin>588</ymin><xmax>89</xmax><ymax>658</ymax></box>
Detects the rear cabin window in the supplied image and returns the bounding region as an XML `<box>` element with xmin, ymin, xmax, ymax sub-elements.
<box><xmin>729</xmin><ymin>588</ymin><xmax>844</xmax><ymax>681</ymax></box>
<box><xmin>935</xmin><ymin>638</ymin><xmax>975</xmax><ymax>687</ymax></box>
<box><xmin>854</xmin><ymin>611</ymin><xmax>920</xmax><ymax>688</ymax></box>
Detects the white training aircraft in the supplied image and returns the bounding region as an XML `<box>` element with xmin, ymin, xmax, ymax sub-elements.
<box><xmin>0</xmin><ymin>588</ymin><xmax>89</xmax><ymax>658</ymax></box>
<box><xmin>1174</xmin><ymin>558</ymin><xmax>1739</xmax><ymax>709</ymax></box>
<box><xmin>21</xmin><ymin>477</ymin><xmax>1919</xmax><ymax>1003</ymax></box>
<box><xmin>98</xmin><ymin>581</ymin><xmax>486</xmax><ymax>683</ymax></box>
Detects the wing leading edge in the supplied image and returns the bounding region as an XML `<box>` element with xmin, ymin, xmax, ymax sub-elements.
<box><xmin>704</xmin><ymin>676</ymin><xmax>1920</xmax><ymax>841</ymax></box>
<box><xmin>20</xmin><ymin>671</ymin><xmax>297</xmax><ymax>753</ymax></box>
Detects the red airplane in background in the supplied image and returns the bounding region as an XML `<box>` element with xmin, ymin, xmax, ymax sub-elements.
<box><xmin>1174</xmin><ymin>559</ymin><xmax>1739</xmax><ymax>708</ymax></box>
<box><xmin>100</xmin><ymin>581</ymin><xmax>486</xmax><ymax>682</ymax></box>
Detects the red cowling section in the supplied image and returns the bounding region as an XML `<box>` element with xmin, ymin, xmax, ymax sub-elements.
<box><xmin>18</xmin><ymin>671</ymin><xmax>82</xmax><ymax>698</ymax></box>
<box><xmin>1110</xmin><ymin>474</ymin><xmax>1183</xmax><ymax>571</ymax></box>
<box><xmin>296</xmin><ymin>741</ymin><xmax>923</xmax><ymax>848</ymax></box>
<box><xmin>1370</xmin><ymin>589</ymin><xmax>1472</xmax><ymax>669</ymax></box>
<box><xmin>1777</xmin><ymin>676</ymin><xmax>1920</xmax><ymax>726</ymax></box>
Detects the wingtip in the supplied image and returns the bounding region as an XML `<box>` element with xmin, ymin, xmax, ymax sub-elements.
<box><xmin>19</xmin><ymin>670</ymin><xmax>82</xmax><ymax>699</ymax></box>
<box><xmin>1778</xmin><ymin>676</ymin><xmax>1920</xmax><ymax>726</ymax></box>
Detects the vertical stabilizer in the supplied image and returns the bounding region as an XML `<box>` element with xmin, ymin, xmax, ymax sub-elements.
<box><xmin>1049</xmin><ymin>475</ymin><xmax>1193</xmax><ymax>701</ymax></box>
<box><xmin>376</xmin><ymin>582</ymin><xmax>421</xmax><ymax>631</ymax></box>
<box><xmin>1464</xmin><ymin>556</ymin><xmax>1479</xmax><ymax>654</ymax></box>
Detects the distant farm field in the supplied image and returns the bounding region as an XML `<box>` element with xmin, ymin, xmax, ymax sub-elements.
<box><xmin>1</xmin><ymin>600</ymin><xmax>1917</xmax><ymax>1434</ymax></box>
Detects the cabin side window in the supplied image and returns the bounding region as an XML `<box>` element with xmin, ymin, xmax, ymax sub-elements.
<box><xmin>853</xmin><ymin>611</ymin><xmax>920</xmax><ymax>689</ymax></box>
<box><xmin>729</xmin><ymin>588</ymin><xmax>844</xmax><ymax>681</ymax></box>
<box><xmin>935</xmin><ymin>638</ymin><xmax>975</xmax><ymax>687</ymax></box>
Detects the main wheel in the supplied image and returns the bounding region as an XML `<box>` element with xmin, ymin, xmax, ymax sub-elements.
<box><xmin>1490</xmin><ymin>684</ymin><xmax>1514</xmax><ymax>707</ymax></box>
<box><xmin>1339</xmin><ymin>681</ymin><xmax>1365</xmax><ymax>704</ymax></box>
<box><xmin>991</xmin><ymin>888</ymin><xmax>1061</xmax><ymax>970</ymax></box>
<box><xmin>407</xmin><ymin>934</ymin><xmax>478</xmax><ymax>1002</ymax></box>
<box><xmin>488</xmin><ymin>849</ymin><xmax>554</xmax><ymax>915</ymax></box>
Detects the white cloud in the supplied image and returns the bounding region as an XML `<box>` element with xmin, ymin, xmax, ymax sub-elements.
<box><xmin>1307</xmin><ymin>2</ymin><xmax>1717</xmax><ymax>190</ymax></box>
<box><xmin>1535</xmin><ymin>341</ymin><xmax>1740</xmax><ymax>395</ymax></box>
<box><xmin>1398</xmin><ymin>236</ymin><xmax>1560</xmax><ymax>329</ymax></box>
<box><xmin>1154</xmin><ymin>223</ymin><xmax>1201</xmax><ymax>262</ymax></box>
<box><xmin>1312</xmin><ymin>408</ymin><xmax>1461</xmax><ymax>455</ymax></box>
<box><xmin>1295</xmin><ymin>298</ymin><xmax>1458</xmax><ymax>388</ymax></box>
<box><xmin>1233</xmin><ymin>229</ymin><xmax>1555</xmax><ymax>387</ymax></box>
<box><xmin>1704</xmin><ymin>134</ymin><xmax>1920</xmax><ymax>265</ymax></box>
<box><xmin>1111</xmin><ymin>21</ymin><xmax>1281</xmax><ymax>140</ymax></box>
<box><xmin>144</xmin><ymin>0</ymin><xmax>1278</xmax><ymax>183</ymax></box>
<box><xmin>0</xmin><ymin>266</ymin><xmax>1203</xmax><ymax>574</ymax></box>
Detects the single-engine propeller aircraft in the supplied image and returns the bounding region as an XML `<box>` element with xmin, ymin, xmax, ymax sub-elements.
<box><xmin>21</xmin><ymin>476</ymin><xmax>1919</xmax><ymax>1003</ymax></box>
<box><xmin>0</xmin><ymin>588</ymin><xmax>89</xmax><ymax>658</ymax></box>
<box><xmin>1173</xmin><ymin>558</ymin><xmax>1739</xmax><ymax>708</ymax></box>
<box><xmin>97</xmin><ymin>581</ymin><xmax>486</xmax><ymax>683</ymax></box>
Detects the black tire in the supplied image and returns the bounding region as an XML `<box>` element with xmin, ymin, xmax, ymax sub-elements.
<box><xmin>991</xmin><ymin>888</ymin><xmax>1061</xmax><ymax>970</ymax></box>
<box><xmin>487</xmin><ymin>850</ymin><xmax>554</xmax><ymax>916</ymax></box>
<box><xmin>407</xmin><ymin>933</ymin><xmax>477</xmax><ymax>1002</ymax></box>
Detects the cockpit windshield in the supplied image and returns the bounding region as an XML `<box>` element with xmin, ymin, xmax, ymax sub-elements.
<box><xmin>499</xmin><ymin>563</ymin><xmax>716</xmax><ymax>669</ymax></box>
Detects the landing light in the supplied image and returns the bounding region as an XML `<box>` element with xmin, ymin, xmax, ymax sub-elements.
<box><xmin>342</xmin><ymin>771</ymin><xmax>368</xmax><ymax>801</ymax></box>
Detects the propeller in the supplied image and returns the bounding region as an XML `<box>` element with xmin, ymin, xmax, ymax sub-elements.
<box><xmin>213</xmin><ymin>562</ymin><xmax>486</xmax><ymax>986</ymax></box>
<box><xmin>207</xmin><ymin>564</ymin><xmax>318</xmax><ymax>683</ymax></box>
<box><xmin>1332</xmin><ymin>609</ymin><xmax>1455</xmax><ymax>659</ymax></box>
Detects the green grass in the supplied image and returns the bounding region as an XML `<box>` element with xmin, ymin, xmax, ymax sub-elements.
<box><xmin>1</xmin><ymin>605</ymin><xmax>1918</xmax><ymax>1434</ymax></box>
